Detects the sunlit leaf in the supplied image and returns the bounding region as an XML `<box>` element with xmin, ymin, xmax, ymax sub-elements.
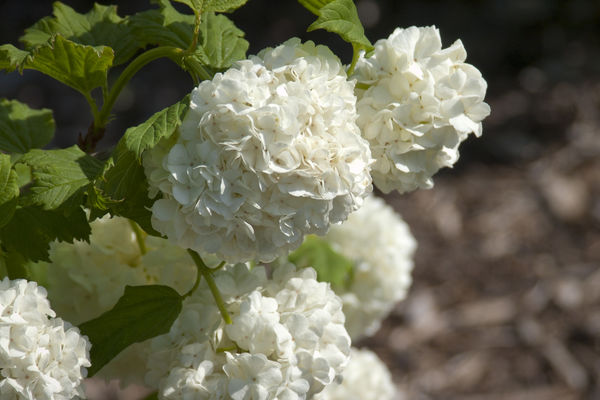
<box><xmin>0</xmin><ymin>36</ymin><xmax>113</xmax><ymax>96</ymax></box>
<box><xmin>193</xmin><ymin>12</ymin><xmax>248</xmax><ymax>69</ymax></box>
<box><xmin>123</xmin><ymin>95</ymin><xmax>189</xmax><ymax>157</ymax></box>
<box><xmin>21</xmin><ymin>2</ymin><xmax>139</xmax><ymax>65</ymax></box>
<box><xmin>173</xmin><ymin>0</ymin><xmax>248</xmax><ymax>14</ymax></box>
<box><xmin>132</xmin><ymin>1</ymin><xmax>247</xmax><ymax>73</ymax></box>
<box><xmin>302</xmin><ymin>0</ymin><xmax>373</xmax><ymax>52</ymax></box>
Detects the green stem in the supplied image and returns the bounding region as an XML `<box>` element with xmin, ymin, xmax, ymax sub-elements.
<box><xmin>188</xmin><ymin>11</ymin><xmax>202</xmax><ymax>52</ymax></box>
<box><xmin>186</xmin><ymin>249</ymin><xmax>232</xmax><ymax>324</ymax></box>
<box><xmin>346</xmin><ymin>43</ymin><xmax>361</xmax><ymax>76</ymax></box>
<box><xmin>216</xmin><ymin>345</ymin><xmax>239</xmax><ymax>353</ymax></box>
<box><xmin>97</xmin><ymin>46</ymin><xmax>185</xmax><ymax>128</ymax></box>
<box><xmin>83</xmin><ymin>92</ymin><xmax>101</xmax><ymax>125</ymax></box>
<box><xmin>128</xmin><ymin>220</ymin><xmax>147</xmax><ymax>255</ymax></box>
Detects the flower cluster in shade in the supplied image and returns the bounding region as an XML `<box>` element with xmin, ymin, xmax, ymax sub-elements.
<box><xmin>315</xmin><ymin>348</ymin><xmax>396</xmax><ymax>400</ymax></box>
<box><xmin>0</xmin><ymin>278</ymin><xmax>90</xmax><ymax>400</ymax></box>
<box><xmin>321</xmin><ymin>195</ymin><xmax>416</xmax><ymax>340</ymax></box>
<box><xmin>29</xmin><ymin>215</ymin><xmax>198</xmax><ymax>386</ymax></box>
<box><xmin>32</xmin><ymin>215</ymin><xmax>197</xmax><ymax>325</ymax></box>
<box><xmin>145</xmin><ymin>262</ymin><xmax>351</xmax><ymax>399</ymax></box>
<box><xmin>352</xmin><ymin>26</ymin><xmax>490</xmax><ymax>193</ymax></box>
<box><xmin>144</xmin><ymin>38</ymin><xmax>373</xmax><ymax>264</ymax></box>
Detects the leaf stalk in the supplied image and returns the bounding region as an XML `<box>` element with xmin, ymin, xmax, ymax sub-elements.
<box><xmin>97</xmin><ymin>46</ymin><xmax>185</xmax><ymax>130</ymax></box>
<box><xmin>346</xmin><ymin>43</ymin><xmax>361</xmax><ymax>76</ymax></box>
<box><xmin>186</xmin><ymin>249</ymin><xmax>232</xmax><ymax>324</ymax></box>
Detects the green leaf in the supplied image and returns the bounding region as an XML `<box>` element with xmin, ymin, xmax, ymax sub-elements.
<box><xmin>0</xmin><ymin>45</ymin><xmax>29</xmax><ymax>71</ymax></box>
<box><xmin>95</xmin><ymin>146</ymin><xmax>158</xmax><ymax>235</ymax></box>
<box><xmin>288</xmin><ymin>235</ymin><xmax>354</xmax><ymax>289</ymax></box>
<box><xmin>0</xmin><ymin>155</ymin><xmax>19</xmax><ymax>228</ymax></box>
<box><xmin>173</xmin><ymin>0</ymin><xmax>249</xmax><ymax>14</ymax></box>
<box><xmin>192</xmin><ymin>12</ymin><xmax>248</xmax><ymax>69</ymax></box>
<box><xmin>21</xmin><ymin>2</ymin><xmax>140</xmax><ymax>66</ymax></box>
<box><xmin>0</xmin><ymin>205</ymin><xmax>90</xmax><ymax>262</ymax></box>
<box><xmin>21</xmin><ymin>145</ymin><xmax>104</xmax><ymax>210</ymax></box>
<box><xmin>0</xmin><ymin>99</ymin><xmax>55</xmax><ymax>154</ymax></box>
<box><xmin>79</xmin><ymin>284</ymin><xmax>183</xmax><ymax>377</ymax></box>
<box><xmin>305</xmin><ymin>0</ymin><xmax>373</xmax><ymax>52</ymax></box>
<box><xmin>132</xmin><ymin>2</ymin><xmax>247</xmax><ymax>71</ymax></box>
<box><xmin>93</xmin><ymin>97</ymin><xmax>188</xmax><ymax>234</ymax></box>
<box><xmin>131</xmin><ymin>0</ymin><xmax>195</xmax><ymax>49</ymax></box>
<box><xmin>1</xmin><ymin>35</ymin><xmax>114</xmax><ymax>96</ymax></box>
<box><xmin>2</xmin><ymin>249</ymin><xmax>28</xmax><ymax>280</ymax></box>
<box><xmin>13</xmin><ymin>162</ymin><xmax>32</xmax><ymax>188</ymax></box>
<box><xmin>124</xmin><ymin>95</ymin><xmax>189</xmax><ymax>157</ymax></box>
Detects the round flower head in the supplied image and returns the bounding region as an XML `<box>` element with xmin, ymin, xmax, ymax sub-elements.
<box><xmin>29</xmin><ymin>215</ymin><xmax>197</xmax><ymax>386</ymax></box>
<box><xmin>353</xmin><ymin>26</ymin><xmax>490</xmax><ymax>193</ymax></box>
<box><xmin>322</xmin><ymin>195</ymin><xmax>416</xmax><ymax>340</ymax></box>
<box><xmin>315</xmin><ymin>348</ymin><xmax>396</xmax><ymax>400</ymax></box>
<box><xmin>144</xmin><ymin>38</ymin><xmax>373</xmax><ymax>263</ymax></box>
<box><xmin>31</xmin><ymin>215</ymin><xmax>197</xmax><ymax>325</ymax></box>
<box><xmin>146</xmin><ymin>262</ymin><xmax>351</xmax><ymax>399</ymax></box>
<box><xmin>0</xmin><ymin>278</ymin><xmax>91</xmax><ymax>400</ymax></box>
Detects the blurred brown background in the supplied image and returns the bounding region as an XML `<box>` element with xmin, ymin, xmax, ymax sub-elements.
<box><xmin>1</xmin><ymin>0</ymin><xmax>599</xmax><ymax>398</ymax></box>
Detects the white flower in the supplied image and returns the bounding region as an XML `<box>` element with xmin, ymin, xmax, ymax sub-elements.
<box><xmin>353</xmin><ymin>26</ymin><xmax>490</xmax><ymax>193</ymax></box>
<box><xmin>322</xmin><ymin>195</ymin><xmax>416</xmax><ymax>340</ymax></box>
<box><xmin>146</xmin><ymin>263</ymin><xmax>350</xmax><ymax>399</ymax></box>
<box><xmin>0</xmin><ymin>278</ymin><xmax>91</xmax><ymax>400</ymax></box>
<box><xmin>225</xmin><ymin>292</ymin><xmax>292</xmax><ymax>357</ymax></box>
<box><xmin>144</xmin><ymin>38</ymin><xmax>373</xmax><ymax>263</ymax></box>
<box><xmin>28</xmin><ymin>215</ymin><xmax>197</xmax><ymax>387</ymax></box>
<box><xmin>315</xmin><ymin>348</ymin><xmax>396</xmax><ymax>400</ymax></box>
<box><xmin>224</xmin><ymin>353</ymin><xmax>283</xmax><ymax>400</ymax></box>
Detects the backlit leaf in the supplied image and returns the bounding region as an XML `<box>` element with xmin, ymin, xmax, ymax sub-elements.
<box><xmin>1</xmin><ymin>36</ymin><xmax>113</xmax><ymax>96</ymax></box>
<box><xmin>21</xmin><ymin>2</ymin><xmax>139</xmax><ymax>65</ymax></box>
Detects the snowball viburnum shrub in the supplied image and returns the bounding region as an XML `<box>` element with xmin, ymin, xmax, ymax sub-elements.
<box><xmin>146</xmin><ymin>262</ymin><xmax>351</xmax><ymax>399</ymax></box>
<box><xmin>0</xmin><ymin>278</ymin><xmax>91</xmax><ymax>400</ymax></box>
<box><xmin>0</xmin><ymin>1</ymin><xmax>491</xmax><ymax>398</ymax></box>
<box><xmin>321</xmin><ymin>195</ymin><xmax>416</xmax><ymax>340</ymax></box>
<box><xmin>144</xmin><ymin>38</ymin><xmax>373</xmax><ymax>264</ymax></box>
<box><xmin>353</xmin><ymin>26</ymin><xmax>491</xmax><ymax>193</ymax></box>
<box><xmin>315</xmin><ymin>348</ymin><xmax>396</xmax><ymax>400</ymax></box>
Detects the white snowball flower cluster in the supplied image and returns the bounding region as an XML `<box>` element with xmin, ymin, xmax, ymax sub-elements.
<box><xmin>144</xmin><ymin>38</ymin><xmax>373</xmax><ymax>264</ymax></box>
<box><xmin>146</xmin><ymin>262</ymin><xmax>351</xmax><ymax>399</ymax></box>
<box><xmin>29</xmin><ymin>214</ymin><xmax>197</xmax><ymax>386</ymax></box>
<box><xmin>352</xmin><ymin>26</ymin><xmax>490</xmax><ymax>193</ymax></box>
<box><xmin>315</xmin><ymin>348</ymin><xmax>396</xmax><ymax>400</ymax></box>
<box><xmin>322</xmin><ymin>195</ymin><xmax>416</xmax><ymax>340</ymax></box>
<box><xmin>32</xmin><ymin>215</ymin><xmax>196</xmax><ymax>325</ymax></box>
<box><xmin>0</xmin><ymin>278</ymin><xmax>91</xmax><ymax>400</ymax></box>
